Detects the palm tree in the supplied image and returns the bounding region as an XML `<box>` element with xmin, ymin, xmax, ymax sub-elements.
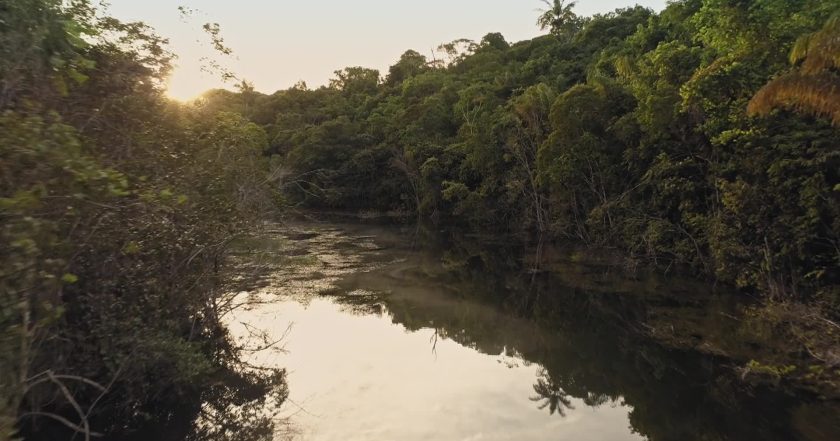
<box><xmin>749</xmin><ymin>14</ymin><xmax>840</xmax><ymax>126</ymax></box>
<box><xmin>536</xmin><ymin>0</ymin><xmax>581</xmax><ymax>39</ymax></box>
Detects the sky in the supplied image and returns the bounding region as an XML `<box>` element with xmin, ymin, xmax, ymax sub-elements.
<box><xmin>106</xmin><ymin>0</ymin><xmax>668</xmax><ymax>100</ymax></box>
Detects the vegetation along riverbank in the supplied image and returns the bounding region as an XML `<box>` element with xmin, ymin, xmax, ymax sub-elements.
<box><xmin>201</xmin><ymin>0</ymin><xmax>840</xmax><ymax>395</ymax></box>
<box><xmin>1</xmin><ymin>0</ymin><xmax>839</xmax><ymax>439</ymax></box>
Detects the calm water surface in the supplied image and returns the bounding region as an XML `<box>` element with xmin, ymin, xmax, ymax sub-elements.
<box><xmin>226</xmin><ymin>219</ymin><xmax>839</xmax><ymax>441</ymax></box>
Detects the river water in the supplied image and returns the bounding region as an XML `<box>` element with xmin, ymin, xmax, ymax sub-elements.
<box><xmin>226</xmin><ymin>218</ymin><xmax>839</xmax><ymax>441</ymax></box>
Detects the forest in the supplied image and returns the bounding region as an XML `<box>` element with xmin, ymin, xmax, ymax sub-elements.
<box><xmin>206</xmin><ymin>0</ymin><xmax>840</xmax><ymax>314</ymax></box>
<box><xmin>1</xmin><ymin>0</ymin><xmax>839</xmax><ymax>440</ymax></box>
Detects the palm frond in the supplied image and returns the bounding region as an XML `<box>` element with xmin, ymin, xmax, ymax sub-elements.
<box><xmin>748</xmin><ymin>71</ymin><xmax>840</xmax><ymax>125</ymax></box>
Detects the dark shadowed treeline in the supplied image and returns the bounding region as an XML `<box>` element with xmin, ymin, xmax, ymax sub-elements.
<box><xmin>1</xmin><ymin>1</ymin><xmax>285</xmax><ymax>440</ymax></box>
<box><xmin>205</xmin><ymin>0</ymin><xmax>840</xmax><ymax>314</ymax></box>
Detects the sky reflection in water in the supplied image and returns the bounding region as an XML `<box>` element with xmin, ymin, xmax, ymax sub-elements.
<box><xmin>227</xmin><ymin>222</ymin><xmax>642</xmax><ymax>441</ymax></box>
<box><xmin>236</xmin><ymin>298</ymin><xmax>640</xmax><ymax>441</ymax></box>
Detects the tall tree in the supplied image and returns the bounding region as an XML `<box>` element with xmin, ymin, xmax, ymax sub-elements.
<box><xmin>536</xmin><ymin>0</ymin><xmax>582</xmax><ymax>40</ymax></box>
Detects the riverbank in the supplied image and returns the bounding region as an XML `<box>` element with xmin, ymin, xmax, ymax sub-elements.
<box><xmin>229</xmin><ymin>217</ymin><xmax>839</xmax><ymax>440</ymax></box>
<box><xmin>282</xmin><ymin>210</ymin><xmax>840</xmax><ymax>399</ymax></box>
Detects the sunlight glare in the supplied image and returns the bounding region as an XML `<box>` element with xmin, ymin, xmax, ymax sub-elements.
<box><xmin>164</xmin><ymin>64</ymin><xmax>230</xmax><ymax>102</ymax></box>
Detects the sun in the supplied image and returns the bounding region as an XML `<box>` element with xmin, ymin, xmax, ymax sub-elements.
<box><xmin>164</xmin><ymin>68</ymin><xmax>221</xmax><ymax>102</ymax></box>
<box><xmin>165</xmin><ymin>83</ymin><xmax>203</xmax><ymax>102</ymax></box>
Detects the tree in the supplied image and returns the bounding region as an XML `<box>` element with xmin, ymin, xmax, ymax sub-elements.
<box><xmin>536</xmin><ymin>0</ymin><xmax>582</xmax><ymax>40</ymax></box>
<box><xmin>506</xmin><ymin>83</ymin><xmax>554</xmax><ymax>233</ymax></box>
<box><xmin>329</xmin><ymin>67</ymin><xmax>380</xmax><ymax>95</ymax></box>
<box><xmin>386</xmin><ymin>50</ymin><xmax>429</xmax><ymax>86</ymax></box>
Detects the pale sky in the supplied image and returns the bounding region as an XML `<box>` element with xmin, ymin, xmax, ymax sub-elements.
<box><xmin>105</xmin><ymin>0</ymin><xmax>668</xmax><ymax>100</ymax></box>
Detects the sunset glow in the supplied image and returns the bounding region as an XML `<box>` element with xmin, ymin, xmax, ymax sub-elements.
<box><xmin>106</xmin><ymin>0</ymin><xmax>668</xmax><ymax>98</ymax></box>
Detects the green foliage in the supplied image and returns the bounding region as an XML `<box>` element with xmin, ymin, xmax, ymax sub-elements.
<box><xmin>0</xmin><ymin>1</ymin><xmax>284</xmax><ymax>439</ymax></box>
<box><xmin>204</xmin><ymin>0</ymin><xmax>840</xmax><ymax>316</ymax></box>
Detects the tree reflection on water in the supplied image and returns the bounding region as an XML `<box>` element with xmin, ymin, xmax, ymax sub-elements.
<box><xmin>530</xmin><ymin>369</ymin><xmax>575</xmax><ymax>417</ymax></box>
<box><xmin>317</xmin><ymin>222</ymin><xmax>840</xmax><ymax>441</ymax></box>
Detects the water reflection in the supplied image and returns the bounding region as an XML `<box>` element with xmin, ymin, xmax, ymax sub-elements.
<box><xmin>530</xmin><ymin>370</ymin><xmax>575</xmax><ymax>417</ymax></box>
<box><xmin>230</xmin><ymin>219</ymin><xmax>839</xmax><ymax>441</ymax></box>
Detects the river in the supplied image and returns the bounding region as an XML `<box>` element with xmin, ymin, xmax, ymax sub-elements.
<box><xmin>224</xmin><ymin>218</ymin><xmax>839</xmax><ymax>441</ymax></box>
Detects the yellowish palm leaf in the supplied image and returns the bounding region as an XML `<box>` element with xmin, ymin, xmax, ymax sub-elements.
<box><xmin>749</xmin><ymin>13</ymin><xmax>840</xmax><ymax>125</ymax></box>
